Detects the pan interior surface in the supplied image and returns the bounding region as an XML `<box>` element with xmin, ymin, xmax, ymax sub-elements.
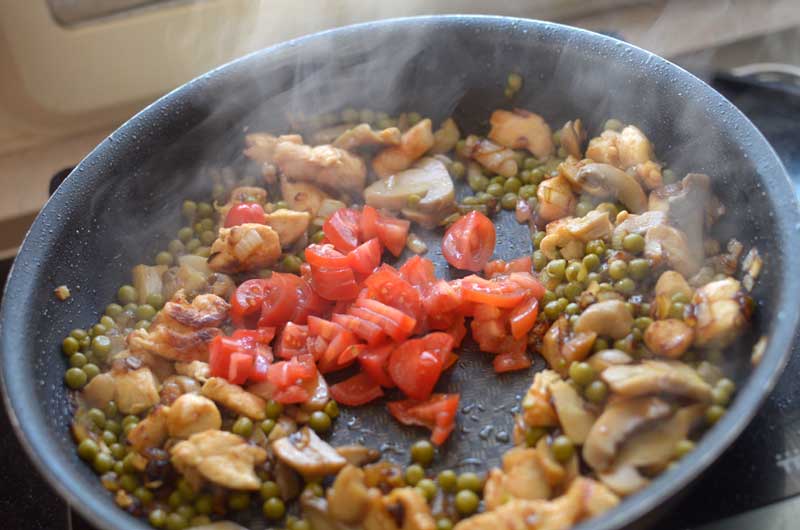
<box><xmin>2</xmin><ymin>15</ymin><xmax>798</xmax><ymax>530</ymax></box>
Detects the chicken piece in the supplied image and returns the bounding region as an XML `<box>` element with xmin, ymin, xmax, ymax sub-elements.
<box><xmin>163</xmin><ymin>256</ymin><xmax>237</xmax><ymax>301</ymax></box>
<box><xmin>645</xmin><ymin>224</ymin><xmax>701</xmax><ymax>278</ymax></box>
<box><xmin>273</xmin><ymin>427</ymin><xmax>347</xmax><ymax>477</ymax></box>
<box><xmin>244</xmin><ymin>132</ymin><xmax>303</xmax><ymax>162</ymax></box>
<box><xmin>488</xmin><ymin>109</ymin><xmax>555</xmax><ymax>159</ymax></box>
<box><xmin>463</xmin><ymin>135</ymin><xmax>518</xmax><ymax>178</ymax></box>
<box><xmin>483</xmin><ymin>447</ymin><xmax>550</xmax><ymax>510</ymax></box>
<box><xmin>327</xmin><ymin>464</ymin><xmax>371</xmax><ymax>523</ymax></box>
<box><xmin>643</xmin><ymin>319</ymin><xmax>694</xmax><ymax>358</ymax></box>
<box><xmin>540</xmin><ymin>210</ymin><xmax>613</xmax><ymax>260</ymax></box>
<box><xmin>602</xmin><ymin>360</ymin><xmax>712</xmax><ymax>403</ymax></box>
<box><xmin>549</xmin><ymin>380</ymin><xmax>596</xmax><ymax>444</ymax></box>
<box><xmin>207</xmin><ymin>223</ymin><xmax>281</xmax><ymax>274</ymax></box>
<box><xmin>128</xmin><ymin>292</ymin><xmax>228</xmax><ymax>362</ymax></box>
<box><xmin>171</xmin><ymin>430</ymin><xmax>267</xmax><ymax>490</ymax></box>
<box><xmin>127</xmin><ymin>405</ymin><xmax>170</xmax><ymax>452</ymax></box>
<box><xmin>278</xmin><ymin>177</ymin><xmax>329</xmax><ymax>217</ymax></box>
<box><xmin>455</xmin><ymin>478</ymin><xmax>618</xmax><ymax>530</ymax></box>
<box><xmin>536</xmin><ymin>174</ymin><xmax>576</xmax><ymax>222</ymax></box>
<box><xmin>264</xmin><ymin>208</ymin><xmax>311</xmax><ymax>248</ymax></box>
<box><xmin>302</xmin><ymin>494</ymin><xmax>362</xmax><ymax>530</ymax></box>
<box><xmin>273</xmin><ymin>140</ymin><xmax>367</xmax><ymax>194</ymax></box>
<box><xmin>160</xmin><ymin>374</ymin><xmax>201</xmax><ymax>406</ymax></box>
<box><xmin>520</xmin><ymin>370</ymin><xmax>561</xmax><ymax>427</ymax></box>
<box><xmin>175</xmin><ymin>361</ymin><xmax>210</xmax><ymax>382</ymax></box>
<box><xmin>333</xmin><ymin>123</ymin><xmax>402</xmax><ymax>150</ymax></box>
<box><xmin>586</xmin><ymin>126</ymin><xmax>662</xmax><ymax>190</ymax></box>
<box><xmin>82</xmin><ymin>373</ymin><xmax>116</xmax><ymax>409</ymax></box>
<box><xmin>112</xmin><ymin>367</ymin><xmax>160</xmax><ymax>415</ymax></box>
<box><xmin>430</xmin><ymin>118</ymin><xmax>461</xmax><ymax>154</ymax></box>
<box><xmin>167</xmin><ymin>394</ymin><xmax>222</xmax><ymax>438</ymax></box>
<box><xmin>691</xmin><ymin>277</ymin><xmax>750</xmax><ymax>347</ymax></box>
<box><xmin>613</xmin><ymin>210</ymin><xmax>667</xmax><ymax>239</ymax></box>
<box><xmin>202</xmin><ymin>377</ymin><xmax>267</xmax><ymax>420</ymax></box>
<box><xmin>372</xmin><ymin>119</ymin><xmax>435</xmax><ymax>177</ymax></box>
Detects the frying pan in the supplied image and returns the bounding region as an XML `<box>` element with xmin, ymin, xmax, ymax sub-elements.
<box><xmin>2</xmin><ymin>15</ymin><xmax>799</xmax><ymax>530</ymax></box>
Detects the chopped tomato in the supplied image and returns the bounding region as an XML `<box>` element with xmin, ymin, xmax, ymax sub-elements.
<box><xmin>250</xmin><ymin>354</ymin><xmax>270</xmax><ymax>382</ymax></box>
<box><xmin>267</xmin><ymin>354</ymin><xmax>317</xmax><ymax>388</ymax></box>
<box><xmin>272</xmin><ymin>384</ymin><xmax>311</xmax><ymax>404</ymax></box>
<box><xmin>348</xmin><ymin>238</ymin><xmax>382</xmax><ymax>274</ymax></box>
<box><xmin>387</xmin><ymin>393</ymin><xmax>460</xmax><ymax>445</ymax></box>
<box><xmin>399</xmin><ymin>255</ymin><xmax>437</xmax><ymax>288</ymax></box>
<box><xmin>332</xmin><ymin>313</ymin><xmax>386</xmax><ymax>345</ymax></box>
<box><xmin>310</xmin><ymin>266</ymin><xmax>360</xmax><ymax>301</ymax></box>
<box><xmin>275</xmin><ymin>323</ymin><xmax>309</xmax><ymax>359</ymax></box>
<box><xmin>319</xmin><ymin>330</ymin><xmax>360</xmax><ymax>373</ymax></box>
<box><xmin>305</xmin><ymin>244</ymin><xmax>350</xmax><ymax>268</ymax></box>
<box><xmin>376</xmin><ymin>216</ymin><xmax>410</xmax><ymax>257</ymax></box>
<box><xmin>461</xmin><ymin>275</ymin><xmax>527</xmax><ymax>308</ymax></box>
<box><xmin>358</xmin><ymin>343</ymin><xmax>396</xmax><ymax>388</ymax></box>
<box><xmin>224</xmin><ymin>202</ymin><xmax>265</xmax><ymax>227</ymax></box>
<box><xmin>208</xmin><ymin>327</ymin><xmax>276</xmax><ymax>383</ymax></box>
<box><xmin>230</xmin><ymin>279</ymin><xmax>273</xmax><ymax>328</ymax></box>
<box><xmin>388</xmin><ymin>338</ymin><xmax>443</xmax><ymax>400</ymax></box>
<box><xmin>323</xmin><ymin>208</ymin><xmax>361</xmax><ymax>252</ymax></box>
<box><xmin>365</xmin><ymin>265</ymin><xmax>423</xmax><ymax>322</ymax></box>
<box><xmin>423</xmin><ymin>280</ymin><xmax>463</xmax><ymax>315</ymax></box>
<box><xmin>338</xmin><ymin>343</ymin><xmax>367</xmax><ymax>365</ymax></box>
<box><xmin>329</xmin><ymin>372</ymin><xmax>384</xmax><ymax>406</ymax></box>
<box><xmin>230</xmin><ymin>274</ymin><xmax>316</xmax><ymax>329</ymax></box>
<box><xmin>441</xmin><ymin>211</ymin><xmax>496</xmax><ymax>271</ymax></box>
<box><xmin>509</xmin><ymin>296</ymin><xmax>540</xmax><ymax>340</ymax></box>
<box><xmin>351</xmin><ymin>298</ymin><xmax>417</xmax><ymax>342</ymax></box>
<box><xmin>507</xmin><ymin>272</ymin><xmax>547</xmax><ymax>300</ymax></box>
<box><xmin>484</xmin><ymin>256</ymin><xmax>532</xmax><ymax>277</ymax></box>
<box><xmin>493</xmin><ymin>350</ymin><xmax>532</xmax><ymax>373</ymax></box>
<box><xmin>360</xmin><ymin>205</ymin><xmax>380</xmax><ymax>240</ymax></box>
<box><xmin>228</xmin><ymin>353</ymin><xmax>254</xmax><ymax>385</ymax></box>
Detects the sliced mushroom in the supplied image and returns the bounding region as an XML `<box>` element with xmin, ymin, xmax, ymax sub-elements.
<box><xmin>645</xmin><ymin>224</ymin><xmax>701</xmax><ymax>278</ymax></box>
<box><xmin>364</xmin><ymin>157</ymin><xmax>455</xmax><ymax>216</ymax></box>
<box><xmin>649</xmin><ymin>172</ymin><xmax>711</xmax><ymax>260</ymax></box>
<box><xmin>372</xmin><ymin>119</ymin><xmax>435</xmax><ymax>178</ymax></box>
<box><xmin>582</xmin><ymin>396</ymin><xmax>672</xmax><ymax>471</ymax></box>
<box><xmin>574</xmin><ymin>300</ymin><xmax>633</xmax><ymax>339</ymax></box>
<box><xmin>537</xmin><ymin>174</ymin><xmax>576</xmax><ymax>222</ymax></box>
<box><xmin>170</xmin><ymin>430</ymin><xmax>267</xmax><ymax>490</ymax></box>
<box><xmin>336</xmin><ymin>445</ymin><xmax>381</xmax><ymax>467</ymax></box>
<box><xmin>615</xmin><ymin>404</ymin><xmax>705</xmax><ymax>468</ymax></box>
<box><xmin>483</xmin><ymin>447</ymin><xmax>550</xmax><ymax>510</ymax></box>
<box><xmin>202</xmin><ymin>377</ymin><xmax>267</xmax><ymax>420</ymax></box>
<box><xmin>574</xmin><ymin>163</ymin><xmax>647</xmax><ymax>214</ymax></box>
<box><xmin>327</xmin><ymin>464</ymin><xmax>371</xmax><ymax>523</ymax></box>
<box><xmin>272</xmin><ymin>427</ymin><xmax>347</xmax><ymax>477</ymax></box>
<box><xmin>643</xmin><ymin>319</ymin><xmax>694</xmax><ymax>358</ymax></box>
<box><xmin>430</xmin><ymin>118</ymin><xmax>461</xmax><ymax>154</ymax></box>
<box><xmin>539</xmin><ymin>209</ymin><xmax>613</xmax><ymax>259</ymax></box>
<box><xmin>550</xmin><ymin>380</ymin><xmax>597</xmax><ymax>444</ymax></box>
<box><xmin>377</xmin><ymin>487</ymin><xmax>436</xmax><ymax>530</ymax></box>
<box><xmin>559</xmin><ymin>119</ymin><xmax>586</xmax><ymax>159</ymax></box>
<box><xmin>332</xmin><ymin>123</ymin><xmax>402</xmax><ymax>150</ymax></box>
<box><xmin>601</xmin><ymin>360</ymin><xmax>712</xmax><ymax>403</ymax></box>
<box><xmin>586</xmin><ymin>349</ymin><xmax>633</xmax><ymax>373</ymax></box>
<box><xmin>263</xmin><ymin>208</ymin><xmax>311</xmax><ymax>248</ymax></box>
<box><xmin>463</xmin><ymin>135</ymin><xmax>519</xmax><ymax>178</ymax></box>
<box><xmin>280</xmin><ymin>177</ymin><xmax>331</xmax><ymax>217</ymax></box>
<box><xmin>520</xmin><ymin>370</ymin><xmax>561</xmax><ymax>427</ymax></box>
<box><xmin>208</xmin><ymin>223</ymin><xmax>282</xmax><ymax>273</ymax></box>
<box><xmin>166</xmin><ymin>394</ymin><xmax>221</xmax><ymax>438</ymax></box>
<box><xmin>160</xmin><ymin>374</ymin><xmax>201</xmax><ymax>406</ymax></box>
<box><xmin>488</xmin><ymin>109</ymin><xmax>555</xmax><ymax>159</ymax></box>
<box><xmin>692</xmin><ymin>277</ymin><xmax>750</xmax><ymax>348</ymax></box>
<box><xmin>597</xmin><ymin>465</ymin><xmax>649</xmax><ymax>496</ymax></box>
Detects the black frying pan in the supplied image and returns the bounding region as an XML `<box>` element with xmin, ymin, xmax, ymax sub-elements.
<box><xmin>2</xmin><ymin>16</ymin><xmax>799</xmax><ymax>530</ymax></box>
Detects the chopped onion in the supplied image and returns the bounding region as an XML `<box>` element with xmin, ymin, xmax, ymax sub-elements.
<box><xmin>234</xmin><ymin>228</ymin><xmax>263</xmax><ymax>260</ymax></box>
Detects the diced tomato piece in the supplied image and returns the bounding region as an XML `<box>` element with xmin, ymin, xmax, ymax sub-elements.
<box><xmin>272</xmin><ymin>384</ymin><xmax>310</xmax><ymax>404</ymax></box>
<box><xmin>338</xmin><ymin>343</ymin><xmax>367</xmax><ymax>366</ymax></box>
<box><xmin>445</xmin><ymin>316</ymin><xmax>468</xmax><ymax>348</ymax></box>
<box><xmin>227</xmin><ymin>353</ymin><xmax>254</xmax><ymax>385</ymax></box>
<box><xmin>472</xmin><ymin>303</ymin><xmax>504</xmax><ymax>321</ymax></box>
<box><xmin>329</xmin><ymin>372</ymin><xmax>384</xmax><ymax>406</ymax></box>
<box><xmin>360</xmin><ymin>205</ymin><xmax>380</xmax><ymax>241</ymax></box>
<box><xmin>423</xmin><ymin>280</ymin><xmax>463</xmax><ymax>315</ymax></box>
<box><xmin>224</xmin><ymin>202</ymin><xmax>265</xmax><ymax>227</ymax></box>
<box><xmin>275</xmin><ymin>323</ymin><xmax>309</xmax><ymax>359</ymax></box>
<box><xmin>306</xmin><ymin>335</ymin><xmax>329</xmax><ymax>361</ymax></box>
<box><xmin>308</xmin><ymin>316</ymin><xmax>345</xmax><ymax>340</ymax></box>
<box><xmin>441</xmin><ymin>210</ymin><xmax>496</xmax><ymax>271</ymax></box>
<box><xmin>358</xmin><ymin>343</ymin><xmax>396</xmax><ymax>388</ymax></box>
<box><xmin>507</xmin><ymin>272</ymin><xmax>546</xmax><ymax>301</ymax></box>
<box><xmin>230</xmin><ymin>279</ymin><xmax>271</xmax><ymax>328</ymax></box>
<box><xmin>348</xmin><ymin>238</ymin><xmax>382</xmax><ymax>275</ymax></box>
<box><xmin>352</xmin><ymin>298</ymin><xmax>417</xmax><ymax>342</ymax></box>
<box><xmin>365</xmin><ymin>265</ymin><xmax>423</xmax><ymax>322</ymax></box>
<box><xmin>208</xmin><ymin>335</ymin><xmax>233</xmax><ymax>378</ymax></box>
<box><xmin>399</xmin><ymin>255</ymin><xmax>436</xmax><ymax>288</ymax></box>
<box><xmin>310</xmin><ymin>266</ymin><xmax>360</xmax><ymax>301</ymax></box>
<box><xmin>318</xmin><ymin>330</ymin><xmax>360</xmax><ymax>374</ymax></box>
<box><xmin>484</xmin><ymin>256</ymin><xmax>533</xmax><ymax>278</ymax></box>
<box><xmin>507</xmin><ymin>256</ymin><xmax>533</xmax><ymax>273</ymax></box>
<box><xmin>387</xmin><ymin>393</ymin><xmax>460</xmax><ymax>445</ymax></box>
<box><xmin>254</xmin><ymin>274</ymin><xmax>300</xmax><ymax>327</ymax></box>
<box><xmin>376</xmin><ymin>216</ymin><xmax>410</xmax><ymax>257</ymax></box>
<box><xmin>250</xmin><ymin>354</ymin><xmax>270</xmax><ymax>382</ymax></box>
<box><xmin>267</xmin><ymin>354</ymin><xmax>317</xmax><ymax>388</ymax></box>
<box><xmin>323</xmin><ymin>208</ymin><xmax>361</xmax><ymax>252</ymax></box>
<box><xmin>331</xmin><ymin>313</ymin><xmax>386</xmax><ymax>345</ymax></box>
<box><xmin>493</xmin><ymin>350</ymin><xmax>532</xmax><ymax>373</ymax></box>
<box><xmin>388</xmin><ymin>338</ymin><xmax>443</xmax><ymax>401</ymax></box>
<box><xmin>484</xmin><ymin>259</ymin><xmax>508</xmax><ymax>278</ymax></box>
<box><xmin>509</xmin><ymin>296</ymin><xmax>539</xmax><ymax>340</ymax></box>
<box><xmin>305</xmin><ymin>244</ymin><xmax>351</xmax><ymax>268</ymax></box>
<box><xmin>461</xmin><ymin>275</ymin><xmax>527</xmax><ymax>308</ymax></box>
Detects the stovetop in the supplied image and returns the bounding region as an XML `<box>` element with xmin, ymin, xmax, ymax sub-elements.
<box><xmin>2</xmin><ymin>73</ymin><xmax>800</xmax><ymax>530</ymax></box>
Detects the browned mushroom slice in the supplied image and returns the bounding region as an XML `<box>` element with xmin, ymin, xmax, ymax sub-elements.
<box><xmin>613</xmin><ymin>210</ymin><xmax>667</xmax><ymax>238</ymax></box>
<box><xmin>364</xmin><ymin>157</ymin><xmax>455</xmax><ymax>215</ymax></box>
<box><xmin>272</xmin><ymin>427</ymin><xmax>347</xmax><ymax>477</ymax></box>
<box><xmin>691</xmin><ymin>277</ymin><xmax>751</xmax><ymax>348</ymax></box>
<box><xmin>550</xmin><ymin>380</ymin><xmax>597</xmax><ymax>444</ymax></box>
<box><xmin>597</xmin><ymin>465</ymin><xmax>649</xmax><ymax>496</ymax></box>
<box><xmin>574</xmin><ymin>163</ymin><xmax>647</xmax><ymax>214</ymax></box>
<box><xmin>601</xmin><ymin>360</ymin><xmax>712</xmax><ymax>402</ymax></box>
<box><xmin>332</xmin><ymin>123</ymin><xmax>402</xmax><ymax>150</ymax></box>
<box><xmin>644</xmin><ymin>224</ymin><xmax>701</xmax><ymax>278</ymax></box>
<box><xmin>615</xmin><ymin>404</ymin><xmax>705</xmax><ymax>469</ymax></box>
<box><xmin>326</xmin><ymin>464</ymin><xmax>372</xmax><ymax>523</ymax></box>
<box><xmin>372</xmin><ymin>119</ymin><xmax>435</xmax><ymax>178</ymax></box>
<box><xmin>483</xmin><ymin>447</ymin><xmax>551</xmax><ymax>510</ymax></box>
<box><xmin>649</xmin><ymin>172</ymin><xmax>712</xmax><ymax>260</ymax></box>
<box><xmin>586</xmin><ymin>349</ymin><xmax>633</xmax><ymax>373</ymax></box>
<box><xmin>559</xmin><ymin>119</ymin><xmax>586</xmax><ymax>159</ymax></box>
<box><xmin>488</xmin><ymin>109</ymin><xmax>555</xmax><ymax>159</ymax></box>
<box><xmin>336</xmin><ymin>445</ymin><xmax>381</xmax><ymax>467</ymax></box>
<box><xmin>583</xmin><ymin>396</ymin><xmax>672</xmax><ymax>471</ymax></box>
<box><xmin>643</xmin><ymin>319</ymin><xmax>694</xmax><ymax>358</ymax></box>
<box><xmin>574</xmin><ymin>300</ymin><xmax>633</xmax><ymax>339</ymax></box>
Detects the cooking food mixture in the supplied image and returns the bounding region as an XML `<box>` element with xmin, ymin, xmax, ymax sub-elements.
<box><xmin>60</xmin><ymin>73</ymin><xmax>763</xmax><ymax>530</ymax></box>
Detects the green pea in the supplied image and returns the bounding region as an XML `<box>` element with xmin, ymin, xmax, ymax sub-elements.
<box><xmin>90</xmin><ymin>335</ymin><xmax>111</xmax><ymax>358</ymax></box>
<box><xmin>532</xmin><ymin>231</ymin><xmax>546</xmax><ymax>249</ymax></box>
<box><xmin>551</xmin><ymin>435</ymin><xmax>574</xmax><ymax>463</ymax></box>
<box><xmin>613</xmin><ymin>335</ymin><xmax>634</xmax><ymax>354</ymax></box>
<box><xmin>69</xmin><ymin>352</ymin><xmax>87</xmax><ymax>368</ymax></box>
<box><xmin>65</xmin><ymin>367</ymin><xmax>87</xmax><ymax>389</ymax></box>
<box><xmin>565</xmin><ymin>262</ymin><xmax>586</xmax><ymax>283</ymax></box>
<box><xmin>87</xmin><ymin>408</ymin><xmax>106</xmax><ymax>428</ymax></box>
<box><xmin>232</xmin><ymin>417</ymin><xmax>254</xmax><ymax>437</ymax></box>
<box><xmin>182</xmin><ymin>200</ymin><xmax>198</xmax><ymax>218</ymax></box>
<box><xmin>584</xmin><ymin>380</ymin><xmax>608</xmax><ymax>403</ymax></box>
<box><xmin>265</xmin><ymin>400</ymin><xmax>283</xmax><ymax>419</ymax></box>
<box><xmin>92</xmin><ymin>452</ymin><xmax>114</xmax><ymax>474</ymax></box>
<box><xmin>525</xmin><ymin>426</ymin><xmax>546</xmax><ymax>447</ymax></box>
<box><xmin>486</xmin><ymin>182</ymin><xmax>504</xmax><ymax>198</ymax></box>
<box><xmin>309</xmin><ymin>230</ymin><xmax>326</xmax><ymax>244</ymax></box>
<box><xmin>142</xmin><ymin>294</ymin><xmax>164</xmax><ymax>311</ymax></box>
<box><xmin>615</xmin><ymin>278</ymin><xmax>635</xmax><ymax>295</ymax></box>
<box><xmin>564</xmin><ymin>302</ymin><xmax>579</xmax><ymax>315</ymax></box>
<box><xmin>263</xmin><ymin>497</ymin><xmax>286</xmax><ymax>520</ymax></box>
<box><xmin>304</xmin><ymin>482</ymin><xmax>324</xmax><ymax>497</ymax></box>
<box><xmin>133</xmin><ymin>305</ymin><xmax>156</xmax><ymax>322</ymax></box>
<box><xmin>292</xmin><ymin>520</ymin><xmax>312</xmax><ymax>530</ymax></box>
<box><xmin>70</xmin><ymin>328</ymin><xmax>89</xmax><ymax>341</ymax></box>
<box><xmin>475</xmin><ymin>191</ymin><xmax>494</xmax><ymax>204</ymax></box>
<box><xmin>544</xmin><ymin>301</ymin><xmax>562</xmax><ymax>320</ymax></box>
<box><xmin>122</xmin><ymin>453</ymin><xmax>138</xmax><ymax>473</ymax></box>
<box><xmin>98</xmin><ymin>316</ymin><xmax>115</xmax><ymax>332</ymax></box>
<box><xmin>437</xmin><ymin>518</ymin><xmax>454</xmax><ymax>530</ymax></box>
<box><xmin>194</xmin><ymin>494</ymin><xmax>213</xmax><ymax>515</ymax></box>
<box><xmin>132</xmin><ymin>486</ymin><xmax>153</xmax><ymax>505</ymax></box>
<box><xmin>410</xmin><ymin>440</ymin><xmax>435</xmax><ymax>466</ymax></box>
<box><xmin>604</xmin><ymin>118</ymin><xmax>623</xmax><ymax>131</ymax></box>
<box><xmin>77</xmin><ymin>439</ymin><xmax>99</xmax><ymax>461</ymax></box>
<box><xmin>196</xmin><ymin>202</ymin><xmax>213</xmax><ymax>218</ymax></box>
<box><xmin>542</xmin><ymin>290</ymin><xmax>556</xmax><ymax>304</ymax></box>
<box><xmin>167</xmin><ymin>239</ymin><xmax>185</xmax><ymax>256</ymax></box>
<box><xmin>581</xmin><ymin>253</ymin><xmax>600</xmax><ymax>272</ymax></box>
<box><xmin>193</xmin><ymin>246</ymin><xmax>211</xmax><ymax>258</ymax></box>
<box><xmin>406</xmin><ymin>194</ymin><xmax>422</xmax><ymax>209</ymax></box>
<box><xmin>149</xmin><ymin>508</ymin><xmax>168</xmax><ymax>528</ymax></box>
<box><xmin>119</xmin><ymin>473</ymin><xmax>139</xmax><ymax>492</ymax></box>
<box><xmin>622</xmin><ymin>233</ymin><xmax>645</xmax><ymax>254</ymax></box>
<box><xmin>627</xmin><ymin>258</ymin><xmax>649</xmax><ymax>280</ymax></box>
<box><xmin>503</xmin><ymin>177</ymin><xmax>522</xmax><ymax>194</ymax></box>
<box><xmin>260</xmin><ymin>480</ymin><xmax>281</xmax><ymax>500</ymax></box>
<box><xmin>456</xmin><ymin>472</ymin><xmax>482</xmax><ymax>493</ymax></box>
<box><xmin>309</xmin><ymin>411</ymin><xmax>331</xmax><ymax>433</ymax></box>
<box><xmin>260</xmin><ymin>418</ymin><xmax>276</xmax><ymax>435</ymax></box>
<box><xmin>575</xmin><ymin>201</ymin><xmax>593</xmax><ymax>217</ymax></box>
<box><xmin>282</xmin><ymin>254</ymin><xmax>303</xmax><ymax>274</ymax></box>
<box><xmin>153</xmin><ymin>251</ymin><xmax>172</xmax><ymax>266</ymax></box>
<box><xmin>546</xmin><ymin>259</ymin><xmax>566</xmax><ymax>279</ymax></box>
<box><xmin>177</xmin><ymin>227</ymin><xmax>194</xmax><ymax>243</ymax></box>
<box><xmin>608</xmin><ymin>260</ymin><xmax>627</xmax><ymax>280</ymax></box>
<box><xmin>519</xmin><ymin>184</ymin><xmax>537</xmax><ymax>199</ymax></box>
<box><xmin>438</xmin><ymin>469</ymin><xmax>457</xmax><ymax>492</ymax></box>
<box><xmin>674</xmin><ymin>439</ymin><xmax>695</xmax><ymax>459</ymax></box>
<box><xmin>568</xmin><ymin>362</ymin><xmax>596</xmax><ymax>386</ymax></box>
<box><xmin>671</xmin><ymin>292</ymin><xmax>691</xmax><ymax>304</ymax></box>
<box><xmin>176</xmin><ymin>480</ymin><xmax>194</xmax><ymax>503</ymax></box>
<box><xmin>523</xmin><ymin>157</ymin><xmax>540</xmax><ymax>170</ymax></box>
<box><xmin>639</xmin><ymin>302</ymin><xmax>651</xmax><ymax>316</ymax></box>
<box><xmin>450</xmin><ymin>161</ymin><xmax>466</xmax><ymax>179</ymax></box>
<box><xmin>110</xmin><ymin>443</ymin><xmax>126</xmax><ymax>460</ymax></box>
<box><xmin>706</xmin><ymin>405</ymin><xmax>725</xmax><ymax>425</ymax></box>
<box><xmin>593</xmin><ymin>338</ymin><xmax>609</xmax><ymax>352</ymax></box>
<box><xmin>117</xmin><ymin>285</ymin><xmax>137</xmax><ymax>305</ymax></box>
<box><xmin>564</xmin><ymin>282</ymin><xmax>583</xmax><ymax>301</ymax></box>
<box><xmin>586</xmin><ymin>239</ymin><xmax>606</xmax><ymax>256</ymax></box>
<box><xmin>196</xmin><ymin>229</ymin><xmax>216</xmax><ymax>246</ymax></box>
<box><xmin>717</xmin><ymin>378</ymin><xmax>735</xmax><ymax>396</ymax></box>
<box><xmin>712</xmin><ymin>387</ymin><xmax>731</xmax><ymax>406</ymax></box>
<box><xmin>455</xmin><ymin>490</ymin><xmax>480</xmax><ymax>515</ymax></box>
<box><xmin>62</xmin><ymin>336</ymin><xmax>80</xmax><ymax>356</ymax></box>
<box><xmin>669</xmin><ymin>302</ymin><xmax>686</xmax><ymax>320</ymax></box>
<box><xmin>405</xmin><ymin>464</ymin><xmax>425</xmax><ymax>486</ymax></box>
<box><xmin>532</xmin><ymin>251</ymin><xmax>548</xmax><ymax>271</ymax></box>
<box><xmin>468</xmin><ymin>173</ymin><xmax>489</xmax><ymax>192</ymax></box>
<box><xmin>501</xmin><ymin>193</ymin><xmax>517</xmax><ymax>210</ymax></box>
<box><xmin>634</xmin><ymin>317</ymin><xmax>652</xmax><ymax>331</ymax></box>
<box><xmin>417</xmin><ymin>478</ymin><xmax>437</xmax><ymax>500</ymax></box>
<box><xmin>168</xmin><ymin>490</ymin><xmax>184</xmax><ymax>508</ymax></box>
<box><xmin>134</xmin><ymin>320</ymin><xmax>150</xmax><ymax>330</ymax></box>
<box><xmin>529</xmin><ymin>168</ymin><xmax>545</xmax><ymax>184</ymax></box>
<box><xmin>166</xmin><ymin>512</ymin><xmax>188</xmax><ymax>530</ymax></box>
<box><xmin>323</xmin><ymin>400</ymin><xmax>339</xmax><ymax>419</ymax></box>
<box><xmin>228</xmin><ymin>491</ymin><xmax>251</xmax><ymax>511</ymax></box>
<box><xmin>556</xmin><ymin>297</ymin><xmax>569</xmax><ymax>313</ymax></box>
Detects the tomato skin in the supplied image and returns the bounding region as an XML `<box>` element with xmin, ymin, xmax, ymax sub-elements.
<box><xmin>461</xmin><ymin>275</ymin><xmax>527</xmax><ymax>308</ymax></box>
<box><xmin>323</xmin><ymin>208</ymin><xmax>361</xmax><ymax>252</ymax></box>
<box><xmin>358</xmin><ymin>343</ymin><xmax>396</xmax><ymax>388</ymax></box>
<box><xmin>310</xmin><ymin>266</ymin><xmax>360</xmax><ymax>301</ymax></box>
<box><xmin>441</xmin><ymin>211</ymin><xmax>496</xmax><ymax>271</ymax></box>
<box><xmin>388</xmin><ymin>338</ymin><xmax>443</xmax><ymax>400</ymax></box>
<box><xmin>348</xmin><ymin>238</ymin><xmax>383</xmax><ymax>274</ymax></box>
<box><xmin>224</xmin><ymin>203</ymin><xmax>265</xmax><ymax>227</ymax></box>
<box><xmin>387</xmin><ymin>393</ymin><xmax>460</xmax><ymax>445</ymax></box>
<box><xmin>305</xmin><ymin>244</ymin><xmax>350</xmax><ymax>268</ymax></box>
<box><xmin>329</xmin><ymin>372</ymin><xmax>384</xmax><ymax>406</ymax></box>
<box><xmin>509</xmin><ymin>296</ymin><xmax>540</xmax><ymax>340</ymax></box>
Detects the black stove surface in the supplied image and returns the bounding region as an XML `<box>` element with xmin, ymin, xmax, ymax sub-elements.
<box><xmin>2</xmin><ymin>77</ymin><xmax>800</xmax><ymax>530</ymax></box>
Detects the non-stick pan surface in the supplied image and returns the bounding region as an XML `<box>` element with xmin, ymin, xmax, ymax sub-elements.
<box><xmin>2</xmin><ymin>15</ymin><xmax>799</xmax><ymax>530</ymax></box>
